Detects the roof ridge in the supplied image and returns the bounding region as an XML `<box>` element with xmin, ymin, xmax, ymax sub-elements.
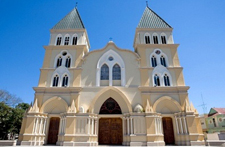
<box><xmin>52</xmin><ymin>7</ymin><xmax>85</xmax><ymax>30</ymax></box>
<box><xmin>137</xmin><ymin>6</ymin><xmax>172</xmax><ymax>29</ymax></box>
<box><xmin>146</xmin><ymin>6</ymin><xmax>172</xmax><ymax>28</ymax></box>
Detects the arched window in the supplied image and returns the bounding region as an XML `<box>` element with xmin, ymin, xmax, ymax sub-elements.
<box><xmin>52</xmin><ymin>75</ymin><xmax>59</xmax><ymax>87</ymax></box>
<box><xmin>145</xmin><ymin>35</ymin><xmax>150</xmax><ymax>44</ymax></box>
<box><xmin>151</xmin><ymin>56</ymin><xmax>157</xmax><ymax>67</ymax></box>
<box><xmin>62</xmin><ymin>75</ymin><xmax>68</xmax><ymax>87</ymax></box>
<box><xmin>101</xmin><ymin>64</ymin><xmax>109</xmax><ymax>80</ymax></box>
<box><xmin>72</xmin><ymin>36</ymin><xmax>77</xmax><ymax>45</ymax></box>
<box><xmin>56</xmin><ymin>37</ymin><xmax>62</xmax><ymax>45</ymax></box>
<box><xmin>99</xmin><ymin>98</ymin><xmax>122</xmax><ymax>114</ymax></box>
<box><xmin>154</xmin><ymin>74</ymin><xmax>160</xmax><ymax>86</ymax></box>
<box><xmin>164</xmin><ymin>74</ymin><xmax>170</xmax><ymax>86</ymax></box>
<box><xmin>161</xmin><ymin>36</ymin><xmax>167</xmax><ymax>44</ymax></box>
<box><xmin>153</xmin><ymin>36</ymin><xmax>158</xmax><ymax>44</ymax></box>
<box><xmin>113</xmin><ymin>64</ymin><xmax>121</xmax><ymax>80</ymax></box>
<box><xmin>160</xmin><ymin>55</ymin><xmax>167</xmax><ymax>67</ymax></box>
<box><xmin>56</xmin><ymin>57</ymin><xmax>62</xmax><ymax>67</ymax></box>
<box><xmin>64</xmin><ymin>36</ymin><xmax>70</xmax><ymax>45</ymax></box>
<box><xmin>65</xmin><ymin>56</ymin><xmax>71</xmax><ymax>68</ymax></box>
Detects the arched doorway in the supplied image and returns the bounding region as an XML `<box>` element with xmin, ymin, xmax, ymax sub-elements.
<box><xmin>47</xmin><ymin>117</ymin><xmax>60</xmax><ymax>145</ymax></box>
<box><xmin>162</xmin><ymin>117</ymin><xmax>175</xmax><ymax>145</ymax></box>
<box><xmin>98</xmin><ymin>98</ymin><xmax>123</xmax><ymax>145</ymax></box>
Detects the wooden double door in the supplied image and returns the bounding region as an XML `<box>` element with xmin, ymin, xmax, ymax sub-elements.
<box><xmin>47</xmin><ymin>117</ymin><xmax>60</xmax><ymax>145</ymax></box>
<box><xmin>98</xmin><ymin>118</ymin><xmax>123</xmax><ymax>145</ymax></box>
<box><xmin>162</xmin><ymin>117</ymin><xmax>175</xmax><ymax>145</ymax></box>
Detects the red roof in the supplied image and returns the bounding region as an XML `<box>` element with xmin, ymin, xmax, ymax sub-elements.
<box><xmin>213</xmin><ymin>108</ymin><xmax>225</xmax><ymax>114</ymax></box>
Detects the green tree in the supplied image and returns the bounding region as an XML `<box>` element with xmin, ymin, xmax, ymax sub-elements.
<box><xmin>0</xmin><ymin>102</ymin><xmax>13</xmax><ymax>139</ymax></box>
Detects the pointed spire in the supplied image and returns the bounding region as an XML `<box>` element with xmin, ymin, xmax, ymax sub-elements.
<box><xmin>137</xmin><ymin>6</ymin><xmax>172</xmax><ymax>28</ymax></box>
<box><xmin>28</xmin><ymin>99</ymin><xmax>39</xmax><ymax>113</ymax></box>
<box><xmin>145</xmin><ymin>99</ymin><xmax>154</xmax><ymax>113</ymax></box>
<box><xmin>67</xmin><ymin>99</ymin><xmax>77</xmax><ymax>113</ymax></box>
<box><xmin>52</xmin><ymin>7</ymin><xmax>85</xmax><ymax>30</ymax></box>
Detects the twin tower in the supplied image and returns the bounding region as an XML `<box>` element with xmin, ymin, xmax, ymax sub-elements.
<box><xmin>18</xmin><ymin>4</ymin><xmax>204</xmax><ymax>146</ymax></box>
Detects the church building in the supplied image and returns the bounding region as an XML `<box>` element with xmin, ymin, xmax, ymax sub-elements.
<box><xmin>18</xmin><ymin>4</ymin><xmax>204</xmax><ymax>146</ymax></box>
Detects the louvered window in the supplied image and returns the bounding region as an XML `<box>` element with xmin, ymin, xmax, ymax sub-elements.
<box><xmin>72</xmin><ymin>37</ymin><xmax>77</xmax><ymax>45</ymax></box>
<box><xmin>145</xmin><ymin>36</ymin><xmax>150</xmax><ymax>44</ymax></box>
<box><xmin>153</xmin><ymin>36</ymin><xmax>158</xmax><ymax>44</ymax></box>
<box><xmin>64</xmin><ymin>37</ymin><xmax>70</xmax><ymax>45</ymax></box>
<box><xmin>161</xmin><ymin>36</ymin><xmax>167</xmax><ymax>44</ymax></box>
<box><xmin>56</xmin><ymin>37</ymin><xmax>62</xmax><ymax>45</ymax></box>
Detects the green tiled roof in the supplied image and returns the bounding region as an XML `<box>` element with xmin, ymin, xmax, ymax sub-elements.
<box><xmin>52</xmin><ymin>8</ymin><xmax>85</xmax><ymax>30</ymax></box>
<box><xmin>138</xmin><ymin>6</ymin><xmax>172</xmax><ymax>28</ymax></box>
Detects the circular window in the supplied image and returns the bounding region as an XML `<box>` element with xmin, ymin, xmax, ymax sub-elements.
<box><xmin>62</xmin><ymin>52</ymin><xmax>67</xmax><ymax>56</ymax></box>
<box><xmin>108</xmin><ymin>56</ymin><xmax>114</xmax><ymax>61</ymax></box>
<box><xmin>155</xmin><ymin>50</ymin><xmax>161</xmax><ymax>55</ymax></box>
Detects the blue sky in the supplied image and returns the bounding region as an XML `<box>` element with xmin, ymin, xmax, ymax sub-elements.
<box><xmin>0</xmin><ymin>0</ymin><xmax>224</xmax><ymax>114</ymax></box>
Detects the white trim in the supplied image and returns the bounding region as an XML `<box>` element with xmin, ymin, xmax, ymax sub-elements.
<box><xmin>96</xmin><ymin>49</ymin><xmax>126</xmax><ymax>86</ymax></box>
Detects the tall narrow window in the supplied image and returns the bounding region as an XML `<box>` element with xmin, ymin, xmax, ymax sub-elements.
<box><xmin>56</xmin><ymin>37</ymin><xmax>62</xmax><ymax>45</ymax></box>
<box><xmin>153</xmin><ymin>36</ymin><xmax>158</xmax><ymax>44</ymax></box>
<box><xmin>164</xmin><ymin>74</ymin><xmax>170</xmax><ymax>86</ymax></box>
<box><xmin>64</xmin><ymin>37</ymin><xmax>70</xmax><ymax>45</ymax></box>
<box><xmin>56</xmin><ymin>57</ymin><xmax>62</xmax><ymax>67</ymax></box>
<box><xmin>101</xmin><ymin>64</ymin><xmax>109</xmax><ymax>80</ymax></box>
<box><xmin>151</xmin><ymin>56</ymin><xmax>157</xmax><ymax>67</ymax></box>
<box><xmin>52</xmin><ymin>75</ymin><xmax>59</xmax><ymax>87</ymax></box>
<box><xmin>213</xmin><ymin>118</ymin><xmax>217</xmax><ymax>127</ymax></box>
<box><xmin>145</xmin><ymin>36</ymin><xmax>150</xmax><ymax>44</ymax></box>
<box><xmin>65</xmin><ymin>56</ymin><xmax>71</xmax><ymax>68</ymax></box>
<box><xmin>160</xmin><ymin>56</ymin><xmax>167</xmax><ymax>67</ymax></box>
<box><xmin>161</xmin><ymin>36</ymin><xmax>167</xmax><ymax>44</ymax></box>
<box><xmin>113</xmin><ymin>64</ymin><xmax>121</xmax><ymax>80</ymax></box>
<box><xmin>72</xmin><ymin>37</ymin><xmax>77</xmax><ymax>45</ymax></box>
<box><xmin>154</xmin><ymin>74</ymin><xmax>160</xmax><ymax>86</ymax></box>
<box><xmin>62</xmin><ymin>75</ymin><xmax>68</xmax><ymax>87</ymax></box>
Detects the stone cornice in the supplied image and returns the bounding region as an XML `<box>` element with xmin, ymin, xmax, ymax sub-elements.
<box><xmin>138</xmin><ymin>86</ymin><xmax>190</xmax><ymax>93</ymax></box>
<box><xmin>33</xmin><ymin>87</ymin><xmax>82</xmax><ymax>93</ymax></box>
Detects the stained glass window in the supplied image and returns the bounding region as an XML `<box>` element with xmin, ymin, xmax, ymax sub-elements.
<box><xmin>113</xmin><ymin>64</ymin><xmax>121</xmax><ymax>80</ymax></box>
<box><xmin>99</xmin><ymin>98</ymin><xmax>122</xmax><ymax>114</ymax></box>
<box><xmin>101</xmin><ymin>64</ymin><xmax>109</xmax><ymax>80</ymax></box>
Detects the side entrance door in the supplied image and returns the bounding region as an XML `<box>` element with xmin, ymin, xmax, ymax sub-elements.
<box><xmin>47</xmin><ymin>117</ymin><xmax>60</xmax><ymax>144</ymax></box>
<box><xmin>99</xmin><ymin>118</ymin><xmax>122</xmax><ymax>145</ymax></box>
<box><xmin>162</xmin><ymin>117</ymin><xmax>175</xmax><ymax>145</ymax></box>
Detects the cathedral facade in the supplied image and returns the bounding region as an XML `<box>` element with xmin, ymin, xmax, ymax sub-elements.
<box><xmin>18</xmin><ymin>5</ymin><xmax>204</xmax><ymax>146</ymax></box>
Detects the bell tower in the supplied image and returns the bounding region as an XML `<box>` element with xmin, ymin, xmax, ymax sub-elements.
<box><xmin>134</xmin><ymin>5</ymin><xmax>204</xmax><ymax>146</ymax></box>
